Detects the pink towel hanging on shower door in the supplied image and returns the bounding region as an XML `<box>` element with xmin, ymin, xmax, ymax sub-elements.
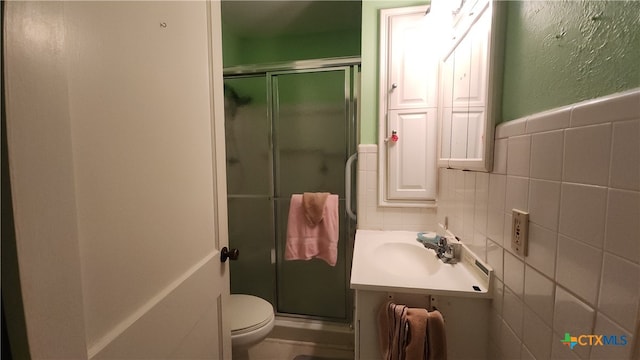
<box><xmin>285</xmin><ymin>193</ymin><xmax>339</xmax><ymax>266</ymax></box>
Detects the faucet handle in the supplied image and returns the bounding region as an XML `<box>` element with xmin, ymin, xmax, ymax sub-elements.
<box><xmin>438</xmin><ymin>236</ymin><xmax>448</xmax><ymax>247</ymax></box>
<box><xmin>436</xmin><ymin>237</ymin><xmax>460</xmax><ymax>263</ymax></box>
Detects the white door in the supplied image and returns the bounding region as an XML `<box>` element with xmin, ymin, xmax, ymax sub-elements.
<box><xmin>4</xmin><ymin>1</ymin><xmax>231</xmax><ymax>359</ymax></box>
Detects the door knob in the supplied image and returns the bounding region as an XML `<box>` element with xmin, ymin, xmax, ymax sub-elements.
<box><xmin>220</xmin><ymin>247</ymin><xmax>240</xmax><ymax>262</ymax></box>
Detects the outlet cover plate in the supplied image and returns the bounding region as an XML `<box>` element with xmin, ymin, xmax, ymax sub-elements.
<box><xmin>511</xmin><ymin>209</ymin><xmax>529</xmax><ymax>256</ymax></box>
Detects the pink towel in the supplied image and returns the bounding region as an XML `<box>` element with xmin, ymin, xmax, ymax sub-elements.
<box><xmin>285</xmin><ymin>194</ymin><xmax>339</xmax><ymax>266</ymax></box>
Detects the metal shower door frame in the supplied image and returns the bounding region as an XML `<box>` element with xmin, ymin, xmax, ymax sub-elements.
<box><xmin>224</xmin><ymin>57</ymin><xmax>360</xmax><ymax>323</ymax></box>
<box><xmin>268</xmin><ymin>65</ymin><xmax>358</xmax><ymax>322</ymax></box>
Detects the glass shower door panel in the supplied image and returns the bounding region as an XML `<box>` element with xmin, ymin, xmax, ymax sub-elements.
<box><xmin>274</xmin><ymin>70</ymin><xmax>347</xmax><ymax>198</ymax></box>
<box><xmin>224</xmin><ymin>76</ymin><xmax>275</xmax><ymax>306</ymax></box>
<box><xmin>224</xmin><ymin>76</ymin><xmax>271</xmax><ymax>196</ymax></box>
<box><xmin>276</xmin><ymin>198</ymin><xmax>347</xmax><ymax>320</ymax></box>
<box><xmin>227</xmin><ymin>197</ymin><xmax>276</xmax><ymax>306</ymax></box>
<box><xmin>273</xmin><ymin>70</ymin><xmax>349</xmax><ymax>320</ymax></box>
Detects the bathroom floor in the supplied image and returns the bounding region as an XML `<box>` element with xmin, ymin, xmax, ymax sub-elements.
<box><xmin>245</xmin><ymin>338</ymin><xmax>354</xmax><ymax>360</ymax></box>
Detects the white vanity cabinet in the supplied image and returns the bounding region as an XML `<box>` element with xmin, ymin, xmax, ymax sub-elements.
<box><xmin>378</xmin><ymin>5</ymin><xmax>439</xmax><ymax>206</ymax></box>
<box><xmin>350</xmin><ymin>230</ymin><xmax>493</xmax><ymax>360</ymax></box>
<box><xmin>437</xmin><ymin>0</ymin><xmax>505</xmax><ymax>171</ymax></box>
<box><xmin>354</xmin><ymin>290</ymin><xmax>490</xmax><ymax>360</ymax></box>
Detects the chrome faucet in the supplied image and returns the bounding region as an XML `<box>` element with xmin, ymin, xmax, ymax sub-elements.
<box><xmin>436</xmin><ymin>237</ymin><xmax>458</xmax><ymax>264</ymax></box>
<box><xmin>420</xmin><ymin>236</ymin><xmax>459</xmax><ymax>264</ymax></box>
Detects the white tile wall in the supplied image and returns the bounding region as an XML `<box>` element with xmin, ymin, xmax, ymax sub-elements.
<box><xmin>597</xmin><ymin>253</ymin><xmax>640</xmax><ymax>332</ymax></box>
<box><xmin>556</xmin><ymin>234</ymin><xmax>603</xmax><ymax>306</ymax></box>
<box><xmin>503</xmin><ymin>286</ymin><xmax>525</xmax><ymax>338</ymax></box>
<box><xmin>500</xmin><ymin>319</ymin><xmax>523</xmax><ymax>359</ymax></box>
<box><xmin>436</xmin><ymin>88</ymin><xmax>640</xmax><ymax>359</ymax></box>
<box><xmin>524</xmin><ymin>265</ymin><xmax>554</xmax><ymax>325</ymax></box>
<box><xmin>507</xmin><ymin>135</ymin><xmax>531</xmax><ymax>177</ymax></box>
<box><xmin>530</xmin><ymin>130</ymin><xmax>564</xmax><ymax>181</ymax></box>
<box><xmin>356</xmin><ymin>144</ymin><xmax>437</xmax><ymax>231</ymax></box>
<box><xmin>605</xmin><ymin>189</ymin><xmax>640</xmax><ymax>263</ymax></box>
<box><xmin>558</xmin><ymin>183</ymin><xmax>608</xmax><ymax>249</ymax></box>
<box><xmin>610</xmin><ymin>120</ymin><xmax>640</xmax><ymax>191</ymax></box>
<box><xmin>523</xmin><ymin>306</ymin><xmax>553</xmax><ymax>360</ymax></box>
<box><xmin>528</xmin><ymin>179</ymin><xmax>561</xmax><ymax>231</ymax></box>
<box><xmin>563</xmin><ymin>124</ymin><xmax>612</xmax><ymax>186</ymax></box>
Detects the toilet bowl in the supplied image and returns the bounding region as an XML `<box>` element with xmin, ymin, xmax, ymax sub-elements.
<box><xmin>230</xmin><ymin>294</ymin><xmax>275</xmax><ymax>351</ymax></box>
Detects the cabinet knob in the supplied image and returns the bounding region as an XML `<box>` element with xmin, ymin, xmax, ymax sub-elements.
<box><xmin>391</xmin><ymin>83</ymin><xmax>398</xmax><ymax>89</ymax></box>
<box><xmin>385</xmin><ymin>130</ymin><xmax>399</xmax><ymax>143</ymax></box>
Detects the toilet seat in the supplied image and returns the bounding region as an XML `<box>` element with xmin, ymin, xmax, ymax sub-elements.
<box><xmin>230</xmin><ymin>294</ymin><xmax>275</xmax><ymax>347</ymax></box>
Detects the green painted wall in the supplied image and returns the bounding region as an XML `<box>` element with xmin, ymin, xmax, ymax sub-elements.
<box><xmin>502</xmin><ymin>0</ymin><xmax>640</xmax><ymax>122</ymax></box>
<box><xmin>221</xmin><ymin>7</ymin><xmax>361</xmax><ymax>68</ymax></box>
<box><xmin>360</xmin><ymin>0</ymin><xmax>427</xmax><ymax>144</ymax></box>
<box><xmin>223</xmin><ymin>30</ymin><xmax>361</xmax><ymax>67</ymax></box>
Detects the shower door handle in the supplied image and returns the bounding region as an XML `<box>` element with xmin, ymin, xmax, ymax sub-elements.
<box><xmin>345</xmin><ymin>153</ymin><xmax>357</xmax><ymax>222</ymax></box>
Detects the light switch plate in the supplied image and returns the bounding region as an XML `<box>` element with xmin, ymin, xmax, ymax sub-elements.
<box><xmin>511</xmin><ymin>209</ymin><xmax>529</xmax><ymax>256</ymax></box>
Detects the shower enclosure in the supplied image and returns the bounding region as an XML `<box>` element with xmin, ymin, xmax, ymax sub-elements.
<box><xmin>223</xmin><ymin>58</ymin><xmax>359</xmax><ymax>323</ymax></box>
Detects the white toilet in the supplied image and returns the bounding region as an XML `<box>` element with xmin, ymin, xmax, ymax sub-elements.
<box><xmin>230</xmin><ymin>294</ymin><xmax>275</xmax><ymax>358</ymax></box>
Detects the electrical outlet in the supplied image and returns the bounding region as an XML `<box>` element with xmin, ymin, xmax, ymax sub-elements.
<box><xmin>511</xmin><ymin>209</ymin><xmax>529</xmax><ymax>256</ymax></box>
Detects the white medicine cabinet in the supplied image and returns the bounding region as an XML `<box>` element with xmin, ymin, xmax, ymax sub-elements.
<box><xmin>378</xmin><ymin>5</ymin><xmax>438</xmax><ymax>207</ymax></box>
<box><xmin>436</xmin><ymin>0</ymin><xmax>506</xmax><ymax>171</ymax></box>
<box><xmin>377</xmin><ymin>1</ymin><xmax>504</xmax><ymax>207</ymax></box>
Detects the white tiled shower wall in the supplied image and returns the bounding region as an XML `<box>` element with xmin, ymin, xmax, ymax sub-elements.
<box><xmin>356</xmin><ymin>89</ymin><xmax>639</xmax><ymax>359</ymax></box>
<box><xmin>437</xmin><ymin>89</ymin><xmax>640</xmax><ymax>360</ymax></box>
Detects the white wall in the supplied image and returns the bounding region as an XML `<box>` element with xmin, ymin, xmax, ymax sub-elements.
<box><xmin>438</xmin><ymin>89</ymin><xmax>640</xmax><ymax>359</ymax></box>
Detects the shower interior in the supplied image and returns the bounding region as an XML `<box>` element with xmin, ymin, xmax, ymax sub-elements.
<box><xmin>224</xmin><ymin>59</ymin><xmax>359</xmax><ymax>324</ymax></box>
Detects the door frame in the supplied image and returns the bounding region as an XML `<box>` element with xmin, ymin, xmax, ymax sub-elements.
<box><xmin>223</xmin><ymin>59</ymin><xmax>360</xmax><ymax>323</ymax></box>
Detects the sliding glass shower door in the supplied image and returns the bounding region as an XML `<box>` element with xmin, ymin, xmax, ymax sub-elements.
<box><xmin>224</xmin><ymin>75</ymin><xmax>276</xmax><ymax>306</ymax></box>
<box><xmin>273</xmin><ymin>69</ymin><xmax>351</xmax><ymax>320</ymax></box>
<box><xmin>224</xmin><ymin>63</ymin><xmax>357</xmax><ymax>322</ymax></box>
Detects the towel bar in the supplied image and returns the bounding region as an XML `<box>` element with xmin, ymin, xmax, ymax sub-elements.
<box><xmin>384</xmin><ymin>293</ymin><xmax>445</xmax><ymax>321</ymax></box>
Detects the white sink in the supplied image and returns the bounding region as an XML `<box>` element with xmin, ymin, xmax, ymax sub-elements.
<box><xmin>372</xmin><ymin>242</ymin><xmax>441</xmax><ymax>277</ymax></box>
<box><xmin>350</xmin><ymin>230</ymin><xmax>492</xmax><ymax>297</ymax></box>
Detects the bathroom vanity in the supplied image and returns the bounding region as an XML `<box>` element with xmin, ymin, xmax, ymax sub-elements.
<box><xmin>350</xmin><ymin>230</ymin><xmax>493</xmax><ymax>360</ymax></box>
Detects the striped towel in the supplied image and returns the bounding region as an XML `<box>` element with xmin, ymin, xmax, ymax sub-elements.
<box><xmin>378</xmin><ymin>301</ymin><xmax>447</xmax><ymax>360</ymax></box>
<box><xmin>378</xmin><ymin>301</ymin><xmax>409</xmax><ymax>360</ymax></box>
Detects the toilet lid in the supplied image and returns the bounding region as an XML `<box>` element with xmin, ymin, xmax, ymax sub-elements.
<box><xmin>230</xmin><ymin>294</ymin><xmax>274</xmax><ymax>333</ymax></box>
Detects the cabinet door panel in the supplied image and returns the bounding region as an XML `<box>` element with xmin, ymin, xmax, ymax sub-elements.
<box><xmin>387</xmin><ymin>109</ymin><xmax>436</xmax><ymax>200</ymax></box>
<box><xmin>466</xmin><ymin>108</ymin><xmax>485</xmax><ymax>159</ymax></box>
<box><xmin>388</xmin><ymin>11</ymin><xmax>437</xmax><ymax>109</ymax></box>
<box><xmin>441</xmin><ymin>52</ymin><xmax>455</xmax><ymax>110</ymax></box>
<box><xmin>440</xmin><ymin>108</ymin><xmax>453</xmax><ymax>159</ymax></box>
<box><xmin>468</xmin><ymin>10</ymin><xmax>490</xmax><ymax>108</ymax></box>
<box><xmin>452</xmin><ymin>35</ymin><xmax>472</xmax><ymax>108</ymax></box>
<box><xmin>450</xmin><ymin>110</ymin><xmax>469</xmax><ymax>159</ymax></box>
<box><xmin>437</xmin><ymin>0</ymin><xmax>503</xmax><ymax>172</ymax></box>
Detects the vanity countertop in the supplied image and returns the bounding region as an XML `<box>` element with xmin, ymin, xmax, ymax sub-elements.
<box><xmin>350</xmin><ymin>230</ymin><xmax>492</xmax><ymax>298</ymax></box>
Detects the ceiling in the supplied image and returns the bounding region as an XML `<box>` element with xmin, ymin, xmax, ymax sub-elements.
<box><xmin>221</xmin><ymin>0</ymin><xmax>362</xmax><ymax>38</ymax></box>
